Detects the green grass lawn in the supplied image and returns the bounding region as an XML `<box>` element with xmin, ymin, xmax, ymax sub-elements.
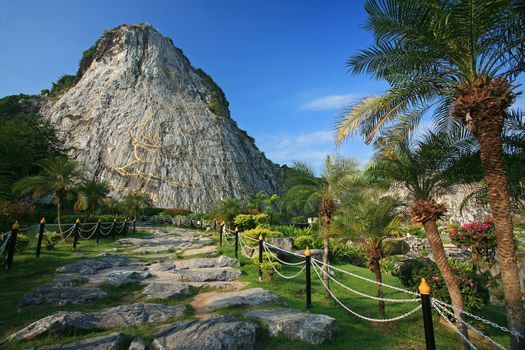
<box><xmin>0</xmin><ymin>227</ymin><xmax>514</xmax><ymax>349</ymax></box>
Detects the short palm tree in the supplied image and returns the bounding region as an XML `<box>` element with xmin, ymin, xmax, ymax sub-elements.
<box><xmin>336</xmin><ymin>1</ymin><xmax>525</xmax><ymax>344</ymax></box>
<box><xmin>122</xmin><ymin>192</ymin><xmax>152</xmax><ymax>220</ymax></box>
<box><xmin>334</xmin><ymin>193</ymin><xmax>401</xmax><ymax>318</ymax></box>
<box><xmin>367</xmin><ymin>132</ymin><xmax>480</xmax><ymax>344</ymax></box>
<box><xmin>283</xmin><ymin>156</ymin><xmax>360</xmax><ymax>298</ymax></box>
<box><xmin>211</xmin><ymin>197</ymin><xmax>242</xmax><ymax>226</ymax></box>
<box><xmin>13</xmin><ymin>158</ymin><xmax>84</xmax><ymax>233</ymax></box>
<box><xmin>75</xmin><ymin>180</ymin><xmax>110</xmax><ymax>220</ymax></box>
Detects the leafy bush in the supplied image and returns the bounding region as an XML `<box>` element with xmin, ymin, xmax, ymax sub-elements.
<box><xmin>160</xmin><ymin>208</ymin><xmax>193</xmax><ymax>217</ymax></box>
<box><xmin>242</xmin><ymin>226</ymin><xmax>282</xmax><ymax>243</ymax></box>
<box><xmin>43</xmin><ymin>232</ymin><xmax>62</xmax><ymax>249</ymax></box>
<box><xmin>142</xmin><ymin>207</ymin><xmax>165</xmax><ymax>216</ymax></box>
<box><xmin>234</xmin><ymin>213</ymin><xmax>269</xmax><ymax>231</ymax></box>
<box><xmin>380</xmin><ymin>256</ymin><xmax>399</xmax><ymax>275</ymax></box>
<box><xmin>1</xmin><ymin>233</ymin><xmax>30</xmax><ymax>252</ymax></box>
<box><xmin>449</xmin><ymin>216</ymin><xmax>497</xmax><ymax>265</ymax></box>
<box><xmin>273</xmin><ymin>225</ymin><xmax>313</xmax><ymax>238</ymax></box>
<box><xmin>293</xmin><ymin>235</ymin><xmax>319</xmax><ymax>249</ymax></box>
<box><xmin>333</xmin><ymin>243</ymin><xmax>366</xmax><ymax>265</ymax></box>
<box><xmin>397</xmin><ymin>258</ymin><xmax>490</xmax><ymax>312</ymax></box>
<box><xmin>50</xmin><ymin>75</ymin><xmax>78</xmax><ymax>96</ymax></box>
<box><xmin>251</xmin><ymin>252</ymin><xmax>281</xmax><ymax>280</ymax></box>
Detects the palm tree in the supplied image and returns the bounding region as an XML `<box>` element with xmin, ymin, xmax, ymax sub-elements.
<box><xmin>336</xmin><ymin>1</ymin><xmax>525</xmax><ymax>344</ymax></box>
<box><xmin>283</xmin><ymin>156</ymin><xmax>360</xmax><ymax>298</ymax></box>
<box><xmin>211</xmin><ymin>197</ymin><xmax>242</xmax><ymax>226</ymax></box>
<box><xmin>75</xmin><ymin>180</ymin><xmax>110</xmax><ymax>220</ymax></box>
<box><xmin>13</xmin><ymin>158</ymin><xmax>84</xmax><ymax>234</ymax></box>
<box><xmin>122</xmin><ymin>192</ymin><xmax>152</xmax><ymax>220</ymax></box>
<box><xmin>367</xmin><ymin>132</ymin><xmax>482</xmax><ymax>345</ymax></box>
<box><xmin>334</xmin><ymin>194</ymin><xmax>401</xmax><ymax>318</ymax></box>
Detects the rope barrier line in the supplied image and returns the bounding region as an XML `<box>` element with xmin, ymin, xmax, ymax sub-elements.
<box><xmin>432</xmin><ymin>300</ymin><xmax>506</xmax><ymax>350</ymax></box>
<box><xmin>18</xmin><ymin>225</ymin><xmax>39</xmax><ymax>232</ymax></box>
<box><xmin>312</xmin><ymin>261</ymin><xmax>422</xmax><ymax>323</ymax></box>
<box><xmin>263</xmin><ymin>241</ymin><xmax>306</xmax><ymax>259</ymax></box>
<box><xmin>263</xmin><ymin>250</ymin><xmax>307</xmax><ymax>279</ymax></box>
<box><xmin>238</xmin><ymin>234</ymin><xmax>257</xmax><ymax>258</ymax></box>
<box><xmin>0</xmin><ymin>232</ymin><xmax>12</xmax><ymax>258</ymax></box>
<box><xmin>311</xmin><ymin>257</ymin><xmax>420</xmax><ymax>297</ymax></box>
<box><xmin>432</xmin><ymin>298</ymin><xmax>525</xmax><ymax>341</ymax></box>
<box><xmin>432</xmin><ymin>301</ymin><xmax>479</xmax><ymax>349</ymax></box>
<box><xmin>312</xmin><ymin>260</ymin><xmax>420</xmax><ymax>303</ymax></box>
<box><xmin>262</xmin><ymin>243</ymin><xmax>306</xmax><ymax>266</ymax></box>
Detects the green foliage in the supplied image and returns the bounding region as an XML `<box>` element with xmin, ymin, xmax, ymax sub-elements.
<box><xmin>194</xmin><ymin>68</ymin><xmax>230</xmax><ymax>119</ymax></box>
<box><xmin>121</xmin><ymin>192</ymin><xmax>152</xmax><ymax>219</ymax></box>
<box><xmin>233</xmin><ymin>213</ymin><xmax>269</xmax><ymax>230</ymax></box>
<box><xmin>74</xmin><ymin>180</ymin><xmax>110</xmax><ymax>219</ymax></box>
<box><xmin>332</xmin><ymin>243</ymin><xmax>367</xmax><ymax>265</ymax></box>
<box><xmin>379</xmin><ymin>256</ymin><xmax>398</xmax><ymax>275</ymax></box>
<box><xmin>242</xmin><ymin>226</ymin><xmax>282</xmax><ymax>242</ymax></box>
<box><xmin>0</xmin><ymin>95</ymin><xmax>64</xmax><ymax>200</ymax></box>
<box><xmin>272</xmin><ymin>225</ymin><xmax>313</xmax><ymax>238</ymax></box>
<box><xmin>293</xmin><ymin>235</ymin><xmax>322</xmax><ymax>250</ymax></box>
<box><xmin>381</xmin><ymin>239</ymin><xmax>410</xmax><ymax>256</ymax></box>
<box><xmin>0</xmin><ymin>201</ymin><xmax>35</xmax><ymax>231</ymax></box>
<box><xmin>50</xmin><ymin>75</ymin><xmax>78</xmax><ymax>96</ymax></box>
<box><xmin>159</xmin><ymin>208</ymin><xmax>193</xmax><ymax>217</ymax></box>
<box><xmin>210</xmin><ymin>197</ymin><xmax>241</xmax><ymax>223</ymax></box>
<box><xmin>43</xmin><ymin>232</ymin><xmax>62</xmax><ymax>250</ymax></box>
<box><xmin>449</xmin><ymin>216</ymin><xmax>497</xmax><ymax>265</ymax></box>
<box><xmin>251</xmin><ymin>252</ymin><xmax>281</xmax><ymax>281</ymax></box>
<box><xmin>0</xmin><ymin>233</ymin><xmax>29</xmax><ymax>252</ymax></box>
<box><xmin>397</xmin><ymin>258</ymin><xmax>490</xmax><ymax>312</ymax></box>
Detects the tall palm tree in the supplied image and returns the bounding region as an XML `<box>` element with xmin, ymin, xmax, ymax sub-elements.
<box><xmin>367</xmin><ymin>132</ymin><xmax>481</xmax><ymax>346</ymax></box>
<box><xmin>122</xmin><ymin>192</ymin><xmax>152</xmax><ymax>220</ymax></box>
<box><xmin>336</xmin><ymin>1</ymin><xmax>525</xmax><ymax>344</ymax></box>
<box><xmin>13</xmin><ymin>158</ymin><xmax>84</xmax><ymax>233</ymax></box>
<box><xmin>75</xmin><ymin>180</ymin><xmax>110</xmax><ymax>220</ymax></box>
<box><xmin>283</xmin><ymin>156</ymin><xmax>360</xmax><ymax>298</ymax></box>
<box><xmin>334</xmin><ymin>194</ymin><xmax>401</xmax><ymax>318</ymax></box>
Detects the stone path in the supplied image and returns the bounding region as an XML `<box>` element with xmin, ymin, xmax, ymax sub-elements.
<box><xmin>3</xmin><ymin>226</ymin><xmax>337</xmax><ymax>349</ymax></box>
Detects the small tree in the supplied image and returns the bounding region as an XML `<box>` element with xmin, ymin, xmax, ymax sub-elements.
<box><xmin>210</xmin><ymin>197</ymin><xmax>242</xmax><ymax>226</ymax></box>
<box><xmin>122</xmin><ymin>192</ymin><xmax>152</xmax><ymax>220</ymax></box>
<box><xmin>335</xmin><ymin>193</ymin><xmax>401</xmax><ymax>317</ymax></box>
<box><xmin>75</xmin><ymin>180</ymin><xmax>110</xmax><ymax>220</ymax></box>
<box><xmin>13</xmin><ymin>158</ymin><xmax>84</xmax><ymax>234</ymax></box>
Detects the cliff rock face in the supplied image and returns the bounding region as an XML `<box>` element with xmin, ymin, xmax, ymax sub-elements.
<box><xmin>40</xmin><ymin>24</ymin><xmax>282</xmax><ymax>211</ymax></box>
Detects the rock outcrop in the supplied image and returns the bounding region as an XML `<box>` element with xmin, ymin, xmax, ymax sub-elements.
<box><xmin>40</xmin><ymin>23</ymin><xmax>283</xmax><ymax>211</ymax></box>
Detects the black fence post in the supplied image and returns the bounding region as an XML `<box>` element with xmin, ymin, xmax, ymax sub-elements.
<box><xmin>123</xmin><ymin>218</ymin><xmax>128</xmax><ymax>236</ymax></box>
<box><xmin>111</xmin><ymin>219</ymin><xmax>116</xmax><ymax>240</ymax></box>
<box><xmin>305</xmin><ymin>247</ymin><xmax>312</xmax><ymax>311</ymax></box>
<box><xmin>219</xmin><ymin>222</ymin><xmax>224</xmax><ymax>247</ymax></box>
<box><xmin>234</xmin><ymin>227</ymin><xmax>239</xmax><ymax>259</ymax></box>
<box><xmin>420</xmin><ymin>278</ymin><xmax>436</xmax><ymax>350</ymax></box>
<box><xmin>36</xmin><ymin>217</ymin><xmax>46</xmax><ymax>257</ymax></box>
<box><xmin>95</xmin><ymin>220</ymin><xmax>101</xmax><ymax>245</ymax></box>
<box><xmin>258</xmin><ymin>234</ymin><xmax>263</xmax><ymax>282</ymax></box>
<box><xmin>73</xmin><ymin>218</ymin><xmax>80</xmax><ymax>250</ymax></box>
<box><xmin>132</xmin><ymin>219</ymin><xmax>136</xmax><ymax>235</ymax></box>
<box><xmin>6</xmin><ymin>221</ymin><xmax>19</xmax><ymax>270</ymax></box>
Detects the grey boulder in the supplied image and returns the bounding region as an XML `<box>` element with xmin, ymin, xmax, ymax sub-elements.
<box><xmin>150</xmin><ymin>316</ymin><xmax>258</xmax><ymax>350</ymax></box>
<box><xmin>246</xmin><ymin>308</ymin><xmax>337</xmax><ymax>345</ymax></box>
<box><xmin>142</xmin><ymin>282</ymin><xmax>192</xmax><ymax>300</ymax></box>
<box><xmin>20</xmin><ymin>284</ymin><xmax>107</xmax><ymax>307</ymax></box>
<box><xmin>172</xmin><ymin>268</ymin><xmax>241</xmax><ymax>282</ymax></box>
<box><xmin>174</xmin><ymin>255</ymin><xmax>239</xmax><ymax>270</ymax></box>
<box><xmin>128</xmin><ymin>337</ymin><xmax>146</xmax><ymax>350</ymax></box>
<box><xmin>105</xmin><ymin>270</ymin><xmax>151</xmax><ymax>286</ymax></box>
<box><xmin>2</xmin><ymin>303</ymin><xmax>186</xmax><ymax>343</ymax></box>
<box><xmin>204</xmin><ymin>288</ymin><xmax>281</xmax><ymax>311</ymax></box>
<box><xmin>38</xmin><ymin>332</ymin><xmax>125</xmax><ymax>350</ymax></box>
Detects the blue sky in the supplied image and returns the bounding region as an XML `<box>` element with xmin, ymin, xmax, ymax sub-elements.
<box><xmin>0</xmin><ymin>0</ymin><xmax>523</xmax><ymax>172</ymax></box>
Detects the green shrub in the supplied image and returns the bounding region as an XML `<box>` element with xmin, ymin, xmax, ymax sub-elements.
<box><xmin>333</xmin><ymin>244</ymin><xmax>366</xmax><ymax>265</ymax></box>
<box><xmin>251</xmin><ymin>252</ymin><xmax>282</xmax><ymax>281</ymax></box>
<box><xmin>380</xmin><ymin>256</ymin><xmax>398</xmax><ymax>275</ymax></box>
<box><xmin>381</xmin><ymin>239</ymin><xmax>410</xmax><ymax>256</ymax></box>
<box><xmin>234</xmin><ymin>213</ymin><xmax>269</xmax><ymax>230</ymax></box>
<box><xmin>1</xmin><ymin>233</ymin><xmax>30</xmax><ymax>252</ymax></box>
<box><xmin>43</xmin><ymin>232</ymin><xmax>62</xmax><ymax>249</ymax></box>
<box><xmin>160</xmin><ymin>208</ymin><xmax>193</xmax><ymax>217</ymax></box>
<box><xmin>397</xmin><ymin>258</ymin><xmax>490</xmax><ymax>312</ymax></box>
<box><xmin>242</xmin><ymin>226</ymin><xmax>282</xmax><ymax>243</ymax></box>
<box><xmin>50</xmin><ymin>75</ymin><xmax>78</xmax><ymax>96</ymax></box>
<box><xmin>273</xmin><ymin>225</ymin><xmax>313</xmax><ymax>238</ymax></box>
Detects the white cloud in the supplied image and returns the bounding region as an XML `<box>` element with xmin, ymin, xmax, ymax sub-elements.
<box><xmin>254</xmin><ymin>130</ymin><xmax>372</xmax><ymax>173</ymax></box>
<box><xmin>302</xmin><ymin>93</ymin><xmax>360</xmax><ymax>111</ymax></box>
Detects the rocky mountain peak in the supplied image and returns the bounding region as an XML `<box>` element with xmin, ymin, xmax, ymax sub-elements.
<box><xmin>40</xmin><ymin>24</ymin><xmax>282</xmax><ymax>211</ymax></box>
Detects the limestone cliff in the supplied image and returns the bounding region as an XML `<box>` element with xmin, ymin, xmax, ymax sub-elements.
<box><xmin>40</xmin><ymin>24</ymin><xmax>282</xmax><ymax>211</ymax></box>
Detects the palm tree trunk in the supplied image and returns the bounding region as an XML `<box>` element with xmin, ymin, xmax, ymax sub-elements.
<box><xmin>57</xmin><ymin>200</ymin><xmax>63</xmax><ymax>236</ymax></box>
<box><xmin>322</xmin><ymin>215</ymin><xmax>330</xmax><ymax>299</ymax></box>
<box><xmin>371</xmin><ymin>257</ymin><xmax>385</xmax><ymax>318</ymax></box>
<box><xmin>423</xmin><ymin>220</ymin><xmax>469</xmax><ymax>349</ymax></box>
<box><xmin>475</xmin><ymin>122</ymin><xmax>525</xmax><ymax>350</ymax></box>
